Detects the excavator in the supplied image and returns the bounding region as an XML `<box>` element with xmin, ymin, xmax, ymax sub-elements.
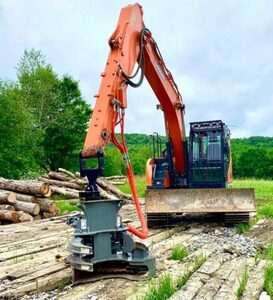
<box><xmin>68</xmin><ymin>3</ymin><xmax>255</xmax><ymax>283</ymax></box>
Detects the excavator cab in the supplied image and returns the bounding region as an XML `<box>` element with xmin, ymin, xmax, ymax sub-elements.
<box><xmin>188</xmin><ymin>120</ymin><xmax>230</xmax><ymax>188</ymax></box>
<box><xmin>146</xmin><ymin>120</ymin><xmax>256</xmax><ymax>226</ymax></box>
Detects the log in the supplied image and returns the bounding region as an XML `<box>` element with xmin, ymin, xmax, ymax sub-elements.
<box><xmin>0</xmin><ymin>179</ymin><xmax>51</xmax><ymax>197</ymax></box>
<box><xmin>51</xmin><ymin>186</ymin><xmax>79</xmax><ymax>198</ymax></box>
<box><xmin>33</xmin><ymin>214</ymin><xmax>42</xmax><ymax>220</ymax></box>
<box><xmin>69</xmin><ymin>199</ymin><xmax>79</xmax><ymax>205</ymax></box>
<box><xmin>0</xmin><ymin>205</ymin><xmax>15</xmax><ymax>211</ymax></box>
<box><xmin>36</xmin><ymin>198</ymin><xmax>57</xmax><ymax>213</ymax></box>
<box><xmin>15</xmin><ymin>193</ymin><xmax>36</xmax><ymax>203</ymax></box>
<box><xmin>42</xmin><ymin>210</ymin><xmax>59</xmax><ymax>219</ymax></box>
<box><xmin>97</xmin><ymin>186</ymin><xmax>117</xmax><ymax>200</ymax></box>
<box><xmin>15</xmin><ymin>193</ymin><xmax>57</xmax><ymax>213</ymax></box>
<box><xmin>109</xmin><ymin>180</ymin><xmax>126</xmax><ymax>185</ymax></box>
<box><xmin>0</xmin><ymin>210</ymin><xmax>19</xmax><ymax>222</ymax></box>
<box><xmin>0</xmin><ymin>191</ymin><xmax>16</xmax><ymax>204</ymax></box>
<box><xmin>96</xmin><ymin>178</ymin><xmax>132</xmax><ymax>200</ymax></box>
<box><xmin>38</xmin><ymin>177</ymin><xmax>83</xmax><ymax>190</ymax></box>
<box><xmin>105</xmin><ymin>175</ymin><xmax>126</xmax><ymax>180</ymax></box>
<box><xmin>58</xmin><ymin>168</ymin><xmax>77</xmax><ymax>179</ymax></box>
<box><xmin>14</xmin><ymin>200</ymin><xmax>40</xmax><ymax>215</ymax></box>
<box><xmin>17</xmin><ymin>211</ymin><xmax>33</xmax><ymax>222</ymax></box>
<box><xmin>48</xmin><ymin>171</ymin><xmax>69</xmax><ymax>182</ymax></box>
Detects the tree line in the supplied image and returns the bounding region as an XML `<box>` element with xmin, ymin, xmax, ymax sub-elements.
<box><xmin>0</xmin><ymin>49</ymin><xmax>272</xmax><ymax>180</ymax></box>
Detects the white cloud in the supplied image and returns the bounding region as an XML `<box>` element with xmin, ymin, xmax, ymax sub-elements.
<box><xmin>0</xmin><ymin>0</ymin><xmax>273</xmax><ymax>138</ymax></box>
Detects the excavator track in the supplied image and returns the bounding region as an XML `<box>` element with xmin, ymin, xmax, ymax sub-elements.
<box><xmin>147</xmin><ymin>212</ymin><xmax>251</xmax><ymax>228</ymax></box>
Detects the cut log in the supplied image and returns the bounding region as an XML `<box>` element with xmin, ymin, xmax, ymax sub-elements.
<box><xmin>0</xmin><ymin>205</ymin><xmax>15</xmax><ymax>211</ymax></box>
<box><xmin>75</xmin><ymin>171</ymin><xmax>81</xmax><ymax>178</ymax></box>
<box><xmin>0</xmin><ymin>210</ymin><xmax>19</xmax><ymax>222</ymax></box>
<box><xmin>38</xmin><ymin>177</ymin><xmax>83</xmax><ymax>190</ymax></box>
<box><xmin>36</xmin><ymin>198</ymin><xmax>57</xmax><ymax>213</ymax></box>
<box><xmin>14</xmin><ymin>200</ymin><xmax>40</xmax><ymax>215</ymax></box>
<box><xmin>0</xmin><ymin>179</ymin><xmax>51</xmax><ymax>197</ymax></box>
<box><xmin>96</xmin><ymin>178</ymin><xmax>132</xmax><ymax>201</ymax></box>
<box><xmin>109</xmin><ymin>180</ymin><xmax>126</xmax><ymax>185</ymax></box>
<box><xmin>15</xmin><ymin>193</ymin><xmax>36</xmax><ymax>203</ymax></box>
<box><xmin>97</xmin><ymin>186</ymin><xmax>117</xmax><ymax>200</ymax></box>
<box><xmin>33</xmin><ymin>214</ymin><xmax>42</xmax><ymax>220</ymax></box>
<box><xmin>51</xmin><ymin>186</ymin><xmax>79</xmax><ymax>198</ymax></box>
<box><xmin>17</xmin><ymin>211</ymin><xmax>33</xmax><ymax>222</ymax></box>
<box><xmin>105</xmin><ymin>175</ymin><xmax>126</xmax><ymax>180</ymax></box>
<box><xmin>69</xmin><ymin>199</ymin><xmax>79</xmax><ymax>205</ymax></box>
<box><xmin>15</xmin><ymin>194</ymin><xmax>56</xmax><ymax>213</ymax></box>
<box><xmin>0</xmin><ymin>191</ymin><xmax>16</xmax><ymax>204</ymax></box>
<box><xmin>48</xmin><ymin>171</ymin><xmax>69</xmax><ymax>182</ymax></box>
<box><xmin>58</xmin><ymin>168</ymin><xmax>77</xmax><ymax>179</ymax></box>
<box><xmin>42</xmin><ymin>211</ymin><xmax>59</xmax><ymax>219</ymax></box>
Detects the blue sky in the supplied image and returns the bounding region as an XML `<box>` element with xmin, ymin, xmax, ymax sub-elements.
<box><xmin>0</xmin><ymin>0</ymin><xmax>273</xmax><ymax>137</ymax></box>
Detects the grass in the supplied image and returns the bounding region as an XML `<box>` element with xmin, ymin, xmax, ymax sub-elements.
<box><xmin>233</xmin><ymin>179</ymin><xmax>273</xmax><ymax>219</ymax></box>
<box><xmin>236</xmin><ymin>265</ymin><xmax>249</xmax><ymax>299</ymax></box>
<box><xmin>55</xmin><ymin>200</ymin><xmax>81</xmax><ymax>214</ymax></box>
<box><xmin>118</xmin><ymin>176</ymin><xmax>146</xmax><ymax>197</ymax></box>
<box><xmin>142</xmin><ymin>253</ymin><xmax>206</xmax><ymax>300</ymax></box>
<box><xmin>235</xmin><ymin>223</ymin><xmax>252</xmax><ymax>234</ymax></box>
<box><xmin>264</xmin><ymin>243</ymin><xmax>273</xmax><ymax>261</ymax></box>
<box><xmin>258</xmin><ymin>205</ymin><xmax>273</xmax><ymax>218</ymax></box>
<box><xmin>171</xmin><ymin>245</ymin><xmax>189</xmax><ymax>261</ymax></box>
<box><xmin>264</xmin><ymin>264</ymin><xmax>273</xmax><ymax>298</ymax></box>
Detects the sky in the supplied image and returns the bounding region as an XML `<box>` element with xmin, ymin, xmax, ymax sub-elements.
<box><xmin>0</xmin><ymin>0</ymin><xmax>273</xmax><ymax>138</ymax></box>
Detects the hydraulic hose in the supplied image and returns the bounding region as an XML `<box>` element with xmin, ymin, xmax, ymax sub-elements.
<box><xmin>111</xmin><ymin>109</ymin><xmax>148</xmax><ymax>239</ymax></box>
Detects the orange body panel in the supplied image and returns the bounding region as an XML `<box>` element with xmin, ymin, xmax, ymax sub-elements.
<box><xmin>145</xmin><ymin>158</ymin><xmax>154</xmax><ymax>187</ymax></box>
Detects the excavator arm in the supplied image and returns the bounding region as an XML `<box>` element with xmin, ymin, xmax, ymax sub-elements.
<box><xmin>81</xmin><ymin>3</ymin><xmax>187</xmax><ymax>239</ymax></box>
<box><xmin>82</xmin><ymin>3</ymin><xmax>186</xmax><ymax>174</ymax></box>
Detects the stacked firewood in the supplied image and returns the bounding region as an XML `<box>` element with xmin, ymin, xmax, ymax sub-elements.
<box><xmin>0</xmin><ymin>178</ymin><xmax>57</xmax><ymax>224</ymax></box>
<box><xmin>38</xmin><ymin>168</ymin><xmax>132</xmax><ymax>203</ymax></box>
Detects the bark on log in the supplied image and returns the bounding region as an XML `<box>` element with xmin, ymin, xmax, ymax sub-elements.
<box><xmin>33</xmin><ymin>214</ymin><xmax>42</xmax><ymax>220</ymax></box>
<box><xmin>57</xmin><ymin>168</ymin><xmax>77</xmax><ymax>179</ymax></box>
<box><xmin>17</xmin><ymin>211</ymin><xmax>33</xmax><ymax>222</ymax></box>
<box><xmin>15</xmin><ymin>194</ymin><xmax>56</xmax><ymax>213</ymax></box>
<box><xmin>0</xmin><ymin>205</ymin><xmax>15</xmax><ymax>211</ymax></box>
<box><xmin>15</xmin><ymin>193</ymin><xmax>36</xmax><ymax>203</ymax></box>
<box><xmin>38</xmin><ymin>177</ymin><xmax>83</xmax><ymax>190</ymax></box>
<box><xmin>14</xmin><ymin>201</ymin><xmax>40</xmax><ymax>215</ymax></box>
<box><xmin>96</xmin><ymin>178</ymin><xmax>132</xmax><ymax>200</ymax></box>
<box><xmin>48</xmin><ymin>171</ymin><xmax>70</xmax><ymax>182</ymax></box>
<box><xmin>109</xmin><ymin>181</ymin><xmax>126</xmax><ymax>185</ymax></box>
<box><xmin>69</xmin><ymin>199</ymin><xmax>79</xmax><ymax>205</ymax></box>
<box><xmin>51</xmin><ymin>186</ymin><xmax>79</xmax><ymax>198</ymax></box>
<box><xmin>0</xmin><ymin>179</ymin><xmax>51</xmax><ymax>197</ymax></box>
<box><xmin>0</xmin><ymin>210</ymin><xmax>19</xmax><ymax>222</ymax></box>
<box><xmin>36</xmin><ymin>198</ymin><xmax>57</xmax><ymax>213</ymax></box>
<box><xmin>42</xmin><ymin>211</ymin><xmax>59</xmax><ymax>219</ymax></box>
<box><xmin>97</xmin><ymin>186</ymin><xmax>117</xmax><ymax>200</ymax></box>
<box><xmin>105</xmin><ymin>176</ymin><xmax>126</xmax><ymax>180</ymax></box>
<box><xmin>0</xmin><ymin>191</ymin><xmax>16</xmax><ymax>204</ymax></box>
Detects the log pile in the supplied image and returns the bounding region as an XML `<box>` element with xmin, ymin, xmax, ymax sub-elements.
<box><xmin>0</xmin><ymin>169</ymin><xmax>131</xmax><ymax>224</ymax></box>
<box><xmin>38</xmin><ymin>169</ymin><xmax>132</xmax><ymax>203</ymax></box>
<box><xmin>0</xmin><ymin>178</ymin><xmax>57</xmax><ymax>224</ymax></box>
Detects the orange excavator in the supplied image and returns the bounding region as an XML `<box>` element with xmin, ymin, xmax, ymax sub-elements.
<box><xmin>68</xmin><ymin>3</ymin><xmax>255</xmax><ymax>282</ymax></box>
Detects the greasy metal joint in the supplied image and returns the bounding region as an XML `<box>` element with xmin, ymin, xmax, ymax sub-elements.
<box><xmin>175</xmin><ymin>103</ymin><xmax>185</xmax><ymax>110</ymax></box>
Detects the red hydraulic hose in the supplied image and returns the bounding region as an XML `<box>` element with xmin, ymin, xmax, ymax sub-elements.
<box><xmin>110</xmin><ymin>109</ymin><xmax>148</xmax><ymax>239</ymax></box>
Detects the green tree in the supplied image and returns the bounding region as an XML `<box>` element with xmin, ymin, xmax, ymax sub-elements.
<box><xmin>16</xmin><ymin>49</ymin><xmax>91</xmax><ymax>171</ymax></box>
<box><xmin>0</xmin><ymin>81</ymin><xmax>36</xmax><ymax>178</ymax></box>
